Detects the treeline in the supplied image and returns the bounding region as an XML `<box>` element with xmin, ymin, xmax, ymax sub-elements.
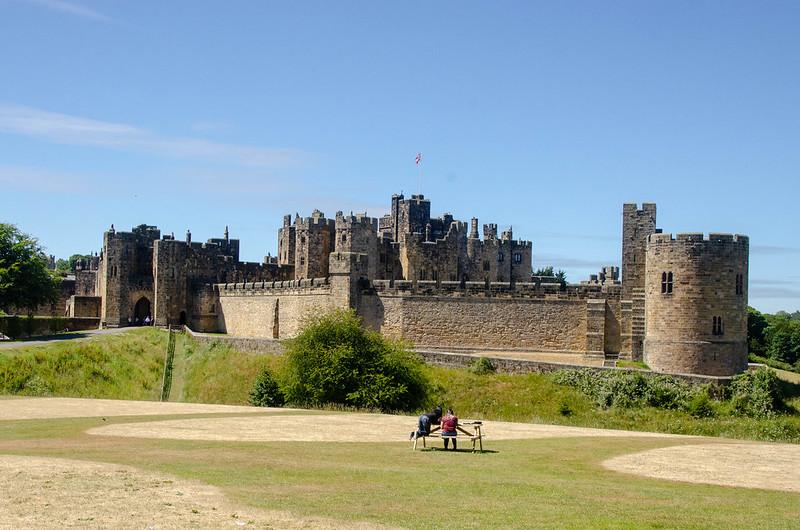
<box><xmin>749</xmin><ymin>307</ymin><xmax>800</xmax><ymax>371</ymax></box>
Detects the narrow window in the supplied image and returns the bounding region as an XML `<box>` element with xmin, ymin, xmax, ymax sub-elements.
<box><xmin>341</xmin><ymin>234</ymin><xmax>347</xmax><ymax>244</ymax></box>
<box><xmin>735</xmin><ymin>273</ymin><xmax>744</xmax><ymax>295</ymax></box>
<box><xmin>712</xmin><ymin>316</ymin><xmax>724</xmax><ymax>336</ymax></box>
<box><xmin>483</xmin><ymin>261</ymin><xmax>490</xmax><ymax>271</ymax></box>
<box><xmin>662</xmin><ymin>271</ymin><xmax>673</xmax><ymax>294</ymax></box>
<box><xmin>300</xmin><ymin>256</ymin><xmax>305</xmax><ymax>266</ymax></box>
<box><xmin>498</xmin><ymin>252</ymin><xmax>504</xmax><ymax>262</ymax></box>
<box><xmin>514</xmin><ymin>252</ymin><xmax>522</xmax><ymax>264</ymax></box>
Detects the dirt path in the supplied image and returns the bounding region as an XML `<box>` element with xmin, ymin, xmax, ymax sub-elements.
<box><xmin>0</xmin><ymin>397</ymin><xmax>289</xmax><ymax>420</ymax></box>
<box><xmin>0</xmin><ymin>327</ymin><xmax>133</xmax><ymax>350</ymax></box>
<box><xmin>0</xmin><ymin>455</ymin><xmax>392</xmax><ymax>529</ymax></box>
<box><xmin>602</xmin><ymin>443</ymin><xmax>800</xmax><ymax>493</ymax></box>
<box><xmin>86</xmin><ymin>413</ymin><xmax>683</xmax><ymax>443</ymax></box>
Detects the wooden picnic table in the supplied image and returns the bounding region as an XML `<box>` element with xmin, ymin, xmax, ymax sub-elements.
<box><xmin>412</xmin><ymin>421</ymin><xmax>484</xmax><ymax>452</ymax></box>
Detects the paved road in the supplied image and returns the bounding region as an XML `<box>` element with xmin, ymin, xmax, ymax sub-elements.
<box><xmin>0</xmin><ymin>327</ymin><xmax>136</xmax><ymax>350</ymax></box>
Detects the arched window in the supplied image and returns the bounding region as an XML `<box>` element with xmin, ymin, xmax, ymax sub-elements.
<box><xmin>498</xmin><ymin>252</ymin><xmax>504</xmax><ymax>262</ymax></box>
<box><xmin>735</xmin><ymin>273</ymin><xmax>744</xmax><ymax>295</ymax></box>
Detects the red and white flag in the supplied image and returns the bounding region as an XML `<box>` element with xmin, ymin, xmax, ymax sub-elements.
<box><xmin>415</xmin><ymin>153</ymin><xmax>422</xmax><ymax>165</ymax></box>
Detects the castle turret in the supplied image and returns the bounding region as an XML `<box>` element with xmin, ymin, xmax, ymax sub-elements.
<box><xmin>295</xmin><ymin>209</ymin><xmax>335</xmax><ymax>279</ymax></box>
<box><xmin>644</xmin><ymin>233</ymin><xmax>749</xmax><ymax>376</ymax></box>
<box><xmin>335</xmin><ymin>211</ymin><xmax>379</xmax><ymax>279</ymax></box>
<box><xmin>622</xmin><ymin>203</ymin><xmax>657</xmax><ymax>298</ymax></box>
<box><xmin>278</xmin><ymin>214</ymin><xmax>296</xmax><ymax>266</ymax></box>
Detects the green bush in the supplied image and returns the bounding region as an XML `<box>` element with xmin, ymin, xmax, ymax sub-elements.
<box><xmin>729</xmin><ymin>367</ymin><xmax>783</xmax><ymax>418</ymax></box>
<box><xmin>553</xmin><ymin>369</ymin><xmax>695</xmax><ymax>410</ymax></box>
<box><xmin>280</xmin><ymin>310</ymin><xmax>429</xmax><ymax>412</ymax></box>
<box><xmin>469</xmin><ymin>357</ymin><xmax>496</xmax><ymax>375</ymax></box>
<box><xmin>249</xmin><ymin>369</ymin><xmax>285</xmax><ymax>407</ymax></box>
<box><xmin>684</xmin><ymin>387</ymin><xmax>716</xmax><ymax>418</ymax></box>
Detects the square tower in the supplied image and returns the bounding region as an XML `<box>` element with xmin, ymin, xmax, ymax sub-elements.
<box><xmin>622</xmin><ymin>203</ymin><xmax>656</xmax><ymax>298</ymax></box>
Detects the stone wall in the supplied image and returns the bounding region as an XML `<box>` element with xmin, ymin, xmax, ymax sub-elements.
<box><xmin>67</xmin><ymin>296</ymin><xmax>101</xmax><ymax>318</ymax></box>
<box><xmin>0</xmin><ymin>316</ymin><xmax>100</xmax><ymax>339</ymax></box>
<box><xmin>216</xmin><ymin>279</ymin><xmax>335</xmax><ymax>338</ymax></box>
<box><xmin>361</xmin><ymin>292</ymin><xmax>589</xmax><ymax>352</ymax></box>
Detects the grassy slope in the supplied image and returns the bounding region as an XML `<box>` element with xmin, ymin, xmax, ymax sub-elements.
<box><xmin>179</xmin><ymin>339</ymin><xmax>800</xmax><ymax>443</ymax></box>
<box><xmin>0</xmin><ymin>328</ymin><xmax>165</xmax><ymax>400</ymax></box>
<box><xmin>3</xmin><ymin>332</ymin><xmax>800</xmax><ymax>443</ymax></box>
<box><xmin>0</xmin><ymin>415</ymin><xmax>797</xmax><ymax>529</ymax></box>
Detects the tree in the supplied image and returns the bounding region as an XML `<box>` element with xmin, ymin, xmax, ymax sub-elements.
<box><xmin>55</xmin><ymin>254</ymin><xmax>92</xmax><ymax>273</ymax></box>
<box><xmin>765</xmin><ymin>314</ymin><xmax>800</xmax><ymax>366</ymax></box>
<box><xmin>0</xmin><ymin>224</ymin><xmax>59</xmax><ymax>314</ymax></box>
<box><xmin>747</xmin><ymin>306</ymin><xmax>769</xmax><ymax>355</ymax></box>
<box><xmin>533</xmin><ymin>266</ymin><xmax>555</xmax><ymax>277</ymax></box>
<box><xmin>281</xmin><ymin>310</ymin><xmax>429</xmax><ymax>411</ymax></box>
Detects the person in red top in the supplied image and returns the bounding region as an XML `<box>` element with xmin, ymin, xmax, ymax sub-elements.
<box><xmin>440</xmin><ymin>408</ymin><xmax>458</xmax><ymax>451</ymax></box>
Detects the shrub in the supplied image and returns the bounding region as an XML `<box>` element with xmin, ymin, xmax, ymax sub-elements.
<box><xmin>469</xmin><ymin>357</ymin><xmax>496</xmax><ymax>375</ymax></box>
<box><xmin>729</xmin><ymin>367</ymin><xmax>783</xmax><ymax>418</ymax></box>
<box><xmin>552</xmin><ymin>369</ymin><xmax>696</xmax><ymax>410</ymax></box>
<box><xmin>280</xmin><ymin>310</ymin><xmax>429</xmax><ymax>412</ymax></box>
<box><xmin>249</xmin><ymin>369</ymin><xmax>285</xmax><ymax>407</ymax></box>
<box><xmin>684</xmin><ymin>387</ymin><xmax>716</xmax><ymax>418</ymax></box>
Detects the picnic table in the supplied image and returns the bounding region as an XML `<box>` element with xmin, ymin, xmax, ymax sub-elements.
<box><xmin>412</xmin><ymin>421</ymin><xmax>484</xmax><ymax>452</ymax></box>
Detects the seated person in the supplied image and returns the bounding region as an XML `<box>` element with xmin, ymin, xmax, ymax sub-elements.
<box><xmin>440</xmin><ymin>409</ymin><xmax>459</xmax><ymax>450</ymax></box>
<box><xmin>410</xmin><ymin>406</ymin><xmax>442</xmax><ymax>439</ymax></box>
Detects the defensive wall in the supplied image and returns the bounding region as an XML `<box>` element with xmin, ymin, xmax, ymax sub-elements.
<box><xmin>0</xmin><ymin>316</ymin><xmax>100</xmax><ymax>339</ymax></box>
<box><xmin>197</xmin><ymin>272</ymin><xmax>633</xmax><ymax>357</ymax></box>
<box><xmin>182</xmin><ymin>327</ymin><xmax>731</xmax><ymax>386</ymax></box>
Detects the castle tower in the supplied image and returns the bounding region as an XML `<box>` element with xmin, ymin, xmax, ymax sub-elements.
<box><xmin>98</xmin><ymin>225</ymin><xmax>160</xmax><ymax>327</ymax></box>
<box><xmin>294</xmin><ymin>210</ymin><xmax>335</xmax><ymax>279</ymax></box>
<box><xmin>622</xmin><ymin>203</ymin><xmax>657</xmax><ymax>298</ymax></box>
<box><xmin>335</xmin><ymin>212</ymin><xmax>379</xmax><ymax>279</ymax></box>
<box><xmin>644</xmin><ymin>233</ymin><xmax>749</xmax><ymax>376</ymax></box>
<box><xmin>396</xmin><ymin>194</ymin><xmax>431</xmax><ymax>242</ymax></box>
<box><xmin>277</xmin><ymin>214</ymin><xmax>296</xmax><ymax>266</ymax></box>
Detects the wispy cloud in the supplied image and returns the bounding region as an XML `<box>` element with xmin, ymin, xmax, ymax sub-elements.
<box><xmin>750</xmin><ymin>286</ymin><xmax>800</xmax><ymax>299</ymax></box>
<box><xmin>17</xmin><ymin>0</ymin><xmax>111</xmax><ymax>22</ymax></box>
<box><xmin>533</xmin><ymin>254</ymin><xmax>616</xmax><ymax>270</ymax></box>
<box><xmin>0</xmin><ymin>104</ymin><xmax>312</xmax><ymax>169</ymax></box>
<box><xmin>532</xmin><ymin>231</ymin><xmax>617</xmax><ymax>242</ymax></box>
<box><xmin>751</xmin><ymin>244</ymin><xmax>800</xmax><ymax>255</ymax></box>
<box><xmin>0</xmin><ymin>165</ymin><xmax>92</xmax><ymax>194</ymax></box>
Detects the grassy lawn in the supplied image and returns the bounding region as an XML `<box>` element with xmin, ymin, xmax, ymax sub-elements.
<box><xmin>2</xmin><ymin>330</ymin><xmax>800</xmax><ymax>527</ymax></box>
<box><xmin>0</xmin><ymin>413</ymin><xmax>797</xmax><ymax>529</ymax></box>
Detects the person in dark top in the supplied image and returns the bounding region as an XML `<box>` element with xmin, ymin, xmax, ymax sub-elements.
<box><xmin>410</xmin><ymin>406</ymin><xmax>442</xmax><ymax>439</ymax></box>
<box><xmin>440</xmin><ymin>408</ymin><xmax>459</xmax><ymax>450</ymax></box>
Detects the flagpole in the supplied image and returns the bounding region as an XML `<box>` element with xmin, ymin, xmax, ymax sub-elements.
<box><xmin>415</xmin><ymin>153</ymin><xmax>423</xmax><ymax>195</ymax></box>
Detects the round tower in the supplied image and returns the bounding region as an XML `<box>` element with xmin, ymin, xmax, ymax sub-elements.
<box><xmin>644</xmin><ymin>233</ymin><xmax>749</xmax><ymax>376</ymax></box>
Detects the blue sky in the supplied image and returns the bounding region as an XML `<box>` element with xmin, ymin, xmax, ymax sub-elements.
<box><xmin>1</xmin><ymin>1</ymin><xmax>798</xmax><ymax>313</ymax></box>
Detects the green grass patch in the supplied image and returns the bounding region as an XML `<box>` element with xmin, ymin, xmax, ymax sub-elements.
<box><xmin>0</xmin><ymin>328</ymin><xmax>166</xmax><ymax>400</ymax></box>
<box><xmin>0</xmin><ymin>415</ymin><xmax>797</xmax><ymax>529</ymax></box>
<box><xmin>616</xmin><ymin>360</ymin><xmax>649</xmax><ymax>369</ymax></box>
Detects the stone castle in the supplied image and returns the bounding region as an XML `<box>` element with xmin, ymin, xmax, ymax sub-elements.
<box><xmin>64</xmin><ymin>195</ymin><xmax>749</xmax><ymax>377</ymax></box>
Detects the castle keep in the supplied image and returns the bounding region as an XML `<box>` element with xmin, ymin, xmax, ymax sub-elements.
<box><xmin>67</xmin><ymin>195</ymin><xmax>749</xmax><ymax>377</ymax></box>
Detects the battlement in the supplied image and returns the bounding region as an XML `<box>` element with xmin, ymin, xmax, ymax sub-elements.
<box><xmin>648</xmin><ymin>233</ymin><xmax>749</xmax><ymax>245</ymax></box>
<box><xmin>296</xmin><ymin>209</ymin><xmax>335</xmax><ymax>228</ymax></box>
<box><xmin>623</xmin><ymin>203</ymin><xmax>657</xmax><ymax>213</ymax></box>
<box><xmin>406</xmin><ymin>194</ymin><xmax>429</xmax><ymax>205</ymax></box>
<box><xmin>215</xmin><ymin>277</ymin><xmax>330</xmax><ymax>296</ymax></box>
<box><xmin>335</xmin><ymin>211</ymin><xmax>379</xmax><ymax>230</ymax></box>
<box><xmin>367</xmin><ymin>279</ymin><xmax>621</xmax><ymax>300</ymax></box>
